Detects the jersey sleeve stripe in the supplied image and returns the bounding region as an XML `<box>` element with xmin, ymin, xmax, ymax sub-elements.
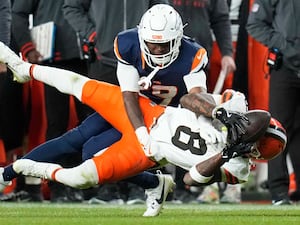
<box><xmin>190</xmin><ymin>48</ymin><xmax>208</xmax><ymax>73</ymax></box>
<box><xmin>113</xmin><ymin>37</ymin><xmax>129</xmax><ymax>65</ymax></box>
<box><xmin>141</xmin><ymin>52</ymin><xmax>146</xmax><ymax>69</ymax></box>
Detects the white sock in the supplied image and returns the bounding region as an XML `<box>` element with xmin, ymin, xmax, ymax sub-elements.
<box><xmin>54</xmin><ymin>160</ymin><xmax>99</xmax><ymax>189</ymax></box>
<box><xmin>32</xmin><ymin>65</ymin><xmax>90</xmax><ymax>101</ymax></box>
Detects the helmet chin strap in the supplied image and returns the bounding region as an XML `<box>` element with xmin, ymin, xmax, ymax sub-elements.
<box><xmin>137</xmin><ymin>66</ymin><xmax>160</xmax><ymax>90</ymax></box>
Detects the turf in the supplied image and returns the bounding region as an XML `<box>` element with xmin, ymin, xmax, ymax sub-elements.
<box><xmin>0</xmin><ymin>202</ymin><xmax>299</xmax><ymax>225</ymax></box>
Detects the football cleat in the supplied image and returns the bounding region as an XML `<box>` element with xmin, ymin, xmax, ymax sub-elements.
<box><xmin>219</xmin><ymin>183</ymin><xmax>241</xmax><ymax>204</ymax></box>
<box><xmin>272</xmin><ymin>198</ymin><xmax>292</xmax><ymax>206</ymax></box>
<box><xmin>0</xmin><ymin>41</ymin><xmax>32</xmax><ymax>83</ymax></box>
<box><xmin>143</xmin><ymin>171</ymin><xmax>175</xmax><ymax>217</ymax></box>
<box><xmin>249</xmin><ymin>117</ymin><xmax>287</xmax><ymax>160</ymax></box>
<box><xmin>13</xmin><ymin>159</ymin><xmax>61</xmax><ymax>179</ymax></box>
<box><xmin>197</xmin><ymin>183</ymin><xmax>219</xmax><ymax>204</ymax></box>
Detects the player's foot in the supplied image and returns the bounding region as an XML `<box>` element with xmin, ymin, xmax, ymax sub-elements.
<box><xmin>197</xmin><ymin>183</ymin><xmax>219</xmax><ymax>204</ymax></box>
<box><xmin>143</xmin><ymin>171</ymin><xmax>175</xmax><ymax>217</ymax></box>
<box><xmin>219</xmin><ymin>183</ymin><xmax>241</xmax><ymax>204</ymax></box>
<box><xmin>13</xmin><ymin>159</ymin><xmax>61</xmax><ymax>179</ymax></box>
<box><xmin>0</xmin><ymin>41</ymin><xmax>32</xmax><ymax>83</ymax></box>
<box><xmin>0</xmin><ymin>167</ymin><xmax>12</xmax><ymax>192</ymax></box>
<box><xmin>272</xmin><ymin>198</ymin><xmax>292</xmax><ymax>205</ymax></box>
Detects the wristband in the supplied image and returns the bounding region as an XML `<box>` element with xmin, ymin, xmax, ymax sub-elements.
<box><xmin>189</xmin><ymin>165</ymin><xmax>213</xmax><ymax>184</ymax></box>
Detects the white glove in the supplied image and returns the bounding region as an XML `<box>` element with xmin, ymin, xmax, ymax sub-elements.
<box><xmin>138</xmin><ymin>76</ymin><xmax>152</xmax><ymax>90</ymax></box>
<box><xmin>219</xmin><ymin>89</ymin><xmax>248</xmax><ymax>112</ymax></box>
<box><xmin>135</xmin><ymin>126</ymin><xmax>153</xmax><ymax>157</ymax></box>
<box><xmin>199</xmin><ymin>123</ymin><xmax>227</xmax><ymax>145</ymax></box>
<box><xmin>137</xmin><ymin>66</ymin><xmax>160</xmax><ymax>90</ymax></box>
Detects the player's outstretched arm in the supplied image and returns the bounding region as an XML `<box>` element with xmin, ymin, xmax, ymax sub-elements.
<box><xmin>180</xmin><ymin>92</ymin><xmax>250</xmax><ymax>144</ymax></box>
<box><xmin>183</xmin><ymin>153</ymin><xmax>224</xmax><ymax>186</ymax></box>
<box><xmin>180</xmin><ymin>92</ymin><xmax>216</xmax><ymax>118</ymax></box>
<box><xmin>183</xmin><ymin>142</ymin><xmax>252</xmax><ymax>186</ymax></box>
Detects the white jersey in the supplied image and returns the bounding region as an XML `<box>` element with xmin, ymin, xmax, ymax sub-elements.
<box><xmin>150</xmin><ymin>92</ymin><xmax>250</xmax><ymax>182</ymax></box>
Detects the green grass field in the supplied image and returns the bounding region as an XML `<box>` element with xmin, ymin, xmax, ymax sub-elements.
<box><xmin>1</xmin><ymin>202</ymin><xmax>299</xmax><ymax>225</ymax></box>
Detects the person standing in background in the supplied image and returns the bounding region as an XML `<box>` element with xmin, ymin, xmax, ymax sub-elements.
<box><xmin>0</xmin><ymin>0</ymin><xmax>11</xmax><ymax>55</ymax></box>
<box><xmin>10</xmin><ymin>0</ymin><xmax>93</xmax><ymax>202</ymax></box>
<box><xmin>0</xmin><ymin>0</ymin><xmax>12</xmax><ymax>164</ymax></box>
<box><xmin>172</xmin><ymin>0</ymin><xmax>236</xmax><ymax>92</ymax></box>
<box><xmin>247</xmin><ymin>0</ymin><xmax>300</xmax><ymax>205</ymax></box>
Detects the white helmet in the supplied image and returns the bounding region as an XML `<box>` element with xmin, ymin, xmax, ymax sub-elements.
<box><xmin>138</xmin><ymin>4</ymin><xmax>183</xmax><ymax>69</ymax></box>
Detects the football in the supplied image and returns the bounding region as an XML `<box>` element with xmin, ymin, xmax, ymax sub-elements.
<box><xmin>241</xmin><ymin>109</ymin><xmax>271</xmax><ymax>143</ymax></box>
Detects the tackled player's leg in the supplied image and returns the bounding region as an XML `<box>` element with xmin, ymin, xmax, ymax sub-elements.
<box><xmin>13</xmin><ymin>159</ymin><xmax>99</xmax><ymax>189</ymax></box>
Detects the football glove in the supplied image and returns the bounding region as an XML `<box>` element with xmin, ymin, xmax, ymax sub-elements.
<box><xmin>82</xmin><ymin>39</ymin><xmax>96</xmax><ymax>63</ymax></box>
<box><xmin>222</xmin><ymin>142</ymin><xmax>253</xmax><ymax>161</ymax></box>
<box><xmin>213</xmin><ymin>107</ymin><xmax>249</xmax><ymax>144</ymax></box>
<box><xmin>135</xmin><ymin>126</ymin><xmax>153</xmax><ymax>157</ymax></box>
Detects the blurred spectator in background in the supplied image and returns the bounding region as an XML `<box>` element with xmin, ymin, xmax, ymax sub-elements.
<box><xmin>232</xmin><ymin>0</ymin><xmax>249</xmax><ymax>97</ymax></box>
<box><xmin>9</xmin><ymin>0</ymin><xmax>93</xmax><ymax>202</ymax></box>
<box><xmin>172</xmin><ymin>0</ymin><xmax>236</xmax><ymax>93</ymax></box>
<box><xmin>0</xmin><ymin>0</ymin><xmax>11</xmax><ymax>57</ymax></box>
<box><xmin>0</xmin><ymin>0</ymin><xmax>30</xmax><ymax>199</ymax></box>
<box><xmin>247</xmin><ymin>0</ymin><xmax>300</xmax><ymax>205</ymax></box>
<box><xmin>0</xmin><ymin>0</ymin><xmax>12</xmax><ymax>164</ymax></box>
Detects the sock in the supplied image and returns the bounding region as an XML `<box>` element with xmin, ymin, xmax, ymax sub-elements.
<box><xmin>32</xmin><ymin>65</ymin><xmax>88</xmax><ymax>100</ymax></box>
<box><xmin>3</xmin><ymin>165</ymin><xmax>18</xmax><ymax>182</ymax></box>
<box><xmin>125</xmin><ymin>171</ymin><xmax>159</xmax><ymax>189</ymax></box>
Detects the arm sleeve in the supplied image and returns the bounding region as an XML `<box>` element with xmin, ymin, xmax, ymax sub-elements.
<box><xmin>0</xmin><ymin>0</ymin><xmax>11</xmax><ymax>45</ymax></box>
<box><xmin>183</xmin><ymin>47</ymin><xmax>208</xmax><ymax>91</ymax></box>
<box><xmin>63</xmin><ymin>0</ymin><xmax>96</xmax><ymax>39</ymax></box>
<box><xmin>116</xmin><ymin>61</ymin><xmax>140</xmax><ymax>92</ymax></box>
<box><xmin>183</xmin><ymin>70</ymin><xmax>207</xmax><ymax>92</ymax></box>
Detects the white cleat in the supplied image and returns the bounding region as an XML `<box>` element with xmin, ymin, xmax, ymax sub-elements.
<box><xmin>143</xmin><ymin>171</ymin><xmax>175</xmax><ymax>217</ymax></box>
<box><xmin>219</xmin><ymin>183</ymin><xmax>241</xmax><ymax>204</ymax></box>
<box><xmin>0</xmin><ymin>41</ymin><xmax>32</xmax><ymax>83</ymax></box>
<box><xmin>197</xmin><ymin>183</ymin><xmax>219</xmax><ymax>203</ymax></box>
<box><xmin>0</xmin><ymin>167</ymin><xmax>12</xmax><ymax>192</ymax></box>
<box><xmin>13</xmin><ymin>159</ymin><xmax>61</xmax><ymax>180</ymax></box>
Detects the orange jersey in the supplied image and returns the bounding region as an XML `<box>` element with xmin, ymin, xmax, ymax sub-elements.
<box><xmin>80</xmin><ymin>80</ymin><xmax>164</xmax><ymax>183</ymax></box>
